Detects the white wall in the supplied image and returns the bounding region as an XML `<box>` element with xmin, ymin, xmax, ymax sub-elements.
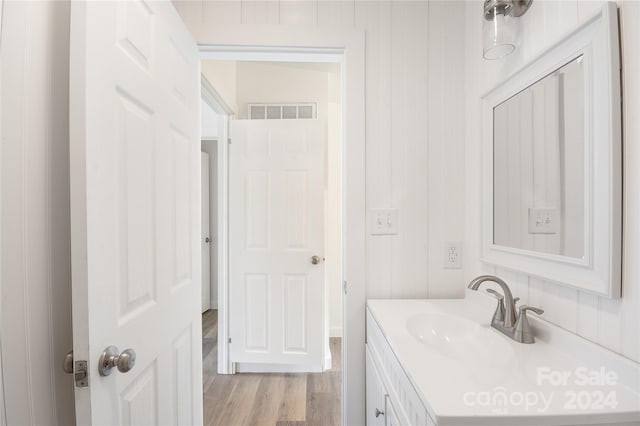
<box><xmin>464</xmin><ymin>0</ymin><xmax>640</xmax><ymax>363</ymax></box>
<box><xmin>234</xmin><ymin>61</ymin><xmax>337</xmax><ymax>119</ymax></box>
<box><xmin>1</xmin><ymin>1</ymin><xmax>75</xmax><ymax>425</ymax></box>
<box><xmin>174</xmin><ymin>0</ymin><xmax>468</xmax><ymax>301</ymax></box>
<box><xmin>201</xmin><ymin>60</ymin><xmax>238</xmax><ymax>113</ymax></box>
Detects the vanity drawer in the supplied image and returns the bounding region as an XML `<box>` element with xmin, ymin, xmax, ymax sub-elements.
<box><xmin>367</xmin><ymin>309</ymin><xmax>435</xmax><ymax>426</ymax></box>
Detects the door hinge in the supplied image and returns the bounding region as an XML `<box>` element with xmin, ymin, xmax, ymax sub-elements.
<box><xmin>228</xmin><ymin>138</ymin><xmax>232</xmax><ymax>145</ymax></box>
<box><xmin>343</xmin><ymin>280</ymin><xmax>347</xmax><ymax>295</ymax></box>
<box><xmin>228</xmin><ymin>337</ymin><xmax>232</xmax><ymax>344</ymax></box>
<box><xmin>75</xmin><ymin>360</ymin><xmax>88</xmax><ymax>388</ymax></box>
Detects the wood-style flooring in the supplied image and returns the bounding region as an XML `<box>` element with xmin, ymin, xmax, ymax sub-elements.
<box><xmin>202</xmin><ymin>310</ymin><xmax>342</xmax><ymax>426</ymax></box>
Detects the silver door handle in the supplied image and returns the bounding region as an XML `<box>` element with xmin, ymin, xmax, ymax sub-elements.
<box><xmin>311</xmin><ymin>255</ymin><xmax>321</xmax><ymax>265</ymax></box>
<box><xmin>63</xmin><ymin>350</ymin><xmax>74</xmax><ymax>374</ymax></box>
<box><xmin>205</xmin><ymin>237</ymin><xmax>212</xmax><ymax>243</ymax></box>
<box><xmin>99</xmin><ymin>346</ymin><xmax>136</xmax><ymax>376</ymax></box>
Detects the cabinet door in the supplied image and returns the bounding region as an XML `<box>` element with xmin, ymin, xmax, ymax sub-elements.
<box><xmin>366</xmin><ymin>347</ymin><xmax>387</xmax><ymax>426</ymax></box>
<box><xmin>384</xmin><ymin>394</ymin><xmax>408</xmax><ymax>426</ymax></box>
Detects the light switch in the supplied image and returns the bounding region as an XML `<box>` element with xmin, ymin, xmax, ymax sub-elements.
<box><xmin>528</xmin><ymin>208</ymin><xmax>559</xmax><ymax>234</ymax></box>
<box><xmin>370</xmin><ymin>208</ymin><xmax>398</xmax><ymax>235</ymax></box>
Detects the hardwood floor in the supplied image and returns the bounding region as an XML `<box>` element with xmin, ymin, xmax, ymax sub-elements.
<box><xmin>202</xmin><ymin>310</ymin><xmax>342</xmax><ymax>426</ymax></box>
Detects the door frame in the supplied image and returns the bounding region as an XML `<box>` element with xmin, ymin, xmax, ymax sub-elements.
<box><xmin>196</xmin><ymin>25</ymin><xmax>366</xmax><ymax>426</ymax></box>
<box><xmin>0</xmin><ymin>1</ymin><xmax>6</xmax><ymax>422</ymax></box>
<box><xmin>200</xmin><ymin>151</ymin><xmax>211</xmax><ymax>313</ymax></box>
<box><xmin>200</xmin><ymin>76</ymin><xmax>233</xmax><ymax>375</ymax></box>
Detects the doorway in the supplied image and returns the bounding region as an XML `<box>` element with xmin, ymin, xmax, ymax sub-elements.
<box><xmin>199</xmin><ymin>58</ymin><xmax>344</xmax><ymax>424</ymax></box>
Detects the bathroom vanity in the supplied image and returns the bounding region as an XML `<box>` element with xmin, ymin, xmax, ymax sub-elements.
<box><xmin>365</xmin><ymin>296</ymin><xmax>640</xmax><ymax>426</ymax></box>
<box><xmin>363</xmin><ymin>3</ymin><xmax>639</xmax><ymax>425</ymax></box>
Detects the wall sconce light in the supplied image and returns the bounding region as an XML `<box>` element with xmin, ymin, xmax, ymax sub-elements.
<box><xmin>483</xmin><ymin>0</ymin><xmax>533</xmax><ymax>60</ymax></box>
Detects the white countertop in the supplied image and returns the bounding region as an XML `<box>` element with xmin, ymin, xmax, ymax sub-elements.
<box><xmin>367</xmin><ymin>295</ymin><xmax>640</xmax><ymax>426</ymax></box>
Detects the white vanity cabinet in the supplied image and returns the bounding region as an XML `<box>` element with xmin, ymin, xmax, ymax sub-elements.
<box><xmin>366</xmin><ymin>309</ymin><xmax>436</xmax><ymax>426</ymax></box>
<box><xmin>366</xmin><ymin>348</ymin><xmax>389</xmax><ymax>426</ymax></box>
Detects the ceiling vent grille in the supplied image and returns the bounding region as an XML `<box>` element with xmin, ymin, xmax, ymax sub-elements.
<box><xmin>248</xmin><ymin>103</ymin><xmax>317</xmax><ymax>120</ymax></box>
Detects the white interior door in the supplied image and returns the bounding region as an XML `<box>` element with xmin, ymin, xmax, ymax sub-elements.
<box><xmin>202</xmin><ymin>152</ymin><xmax>211</xmax><ymax>312</ymax></box>
<box><xmin>229</xmin><ymin>119</ymin><xmax>325</xmax><ymax>370</ymax></box>
<box><xmin>69</xmin><ymin>1</ymin><xmax>202</xmax><ymax>424</ymax></box>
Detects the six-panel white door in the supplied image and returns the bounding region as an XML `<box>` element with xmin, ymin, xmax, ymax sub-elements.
<box><xmin>229</xmin><ymin>119</ymin><xmax>325</xmax><ymax>370</ymax></box>
<box><xmin>69</xmin><ymin>1</ymin><xmax>202</xmax><ymax>424</ymax></box>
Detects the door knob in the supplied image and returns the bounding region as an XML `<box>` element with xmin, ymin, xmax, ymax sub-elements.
<box><xmin>63</xmin><ymin>350</ymin><xmax>74</xmax><ymax>374</ymax></box>
<box><xmin>99</xmin><ymin>346</ymin><xmax>136</xmax><ymax>376</ymax></box>
<box><xmin>311</xmin><ymin>255</ymin><xmax>321</xmax><ymax>265</ymax></box>
<box><xmin>205</xmin><ymin>237</ymin><xmax>212</xmax><ymax>243</ymax></box>
<box><xmin>375</xmin><ymin>408</ymin><xmax>384</xmax><ymax>418</ymax></box>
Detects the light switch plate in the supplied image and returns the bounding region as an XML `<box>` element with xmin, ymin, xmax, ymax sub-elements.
<box><xmin>528</xmin><ymin>208</ymin><xmax>559</xmax><ymax>234</ymax></box>
<box><xmin>370</xmin><ymin>208</ymin><xmax>398</xmax><ymax>235</ymax></box>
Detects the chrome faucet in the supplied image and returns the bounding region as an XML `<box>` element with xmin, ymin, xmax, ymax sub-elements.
<box><xmin>467</xmin><ymin>275</ymin><xmax>544</xmax><ymax>344</ymax></box>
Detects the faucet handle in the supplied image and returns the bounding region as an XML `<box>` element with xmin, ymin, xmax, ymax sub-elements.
<box><xmin>514</xmin><ymin>305</ymin><xmax>544</xmax><ymax>344</ymax></box>
<box><xmin>486</xmin><ymin>289</ymin><xmax>505</xmax><ymax>323</ymax></box>
<box><xmin>518</xmin><ymin>305</ymin><xmax>544</xmax><ymax>315</ymax></box>
<box><xmin>485</xmin><ymin>289</ymin><xmax>503</xmax><ymax>300</ymax></box>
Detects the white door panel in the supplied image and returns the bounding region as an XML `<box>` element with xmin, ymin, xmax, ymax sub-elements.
<box><xmin>69</xmin><ymin>1</ymin><xmax>202</xmax><ymax>424</ymax></box>
<box><xmin>229</xmin><ymin>119</ymin><xmax>324</xmax><ymax>369</ymax></box>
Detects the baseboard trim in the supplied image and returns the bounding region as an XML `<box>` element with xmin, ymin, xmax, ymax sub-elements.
<box><xmin>329</xmin><ymin>326</ymin><xmax>343</xmax><ymax>338</ymax></box>
<box><xmin>236</xmin><ymin>362</ymin><xmax>323</xmax><ymax>373</ymax></box>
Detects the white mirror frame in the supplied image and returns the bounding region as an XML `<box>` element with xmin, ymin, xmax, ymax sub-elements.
<box><xmin>481</xmin><ymin>2</ymin><xmax>622</xmax><ymax>298</ymax></box>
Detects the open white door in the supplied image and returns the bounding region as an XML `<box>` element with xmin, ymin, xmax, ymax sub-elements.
<box><xmin>69</xmin><ymin>1</ymin><xmax>202</xmax><ymax>424</ymax></box>
<box><xmin>229</xmin><ymin>119</ymin><xmax>325</xmax><ymax>371</ymax></box>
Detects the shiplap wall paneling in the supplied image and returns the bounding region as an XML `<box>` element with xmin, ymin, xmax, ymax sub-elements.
<box><xmin>318</xmin><ymin>0</ymin><xmax>354</xmax><ymax>26</ymax></box>
<box><xmin>242</xmin><ymin>1</ymin><xmax>280</xmax><ymax>24</ymax></box>
<box><xmin>280</xmin><ymin>0</ymin><xmax>317</xmax><ymax>25</ymax></box>
<box><xmin>172</xmin><ymin>0</ymin><xmax>206</xmax><ymax>25</ymax></box>
<box><xmin>1</xmin><ymin>1</ymin><xmax>75</xmax><ymax>425</ymax></box>
<box><xmin>176</xmin><ymin>0</ymin><xmax>356</xmax><ymax>26</ymax></box>
<box><xmin>464</xmin><ymin>0</ymin><xmax>640</xmax><ymax>363</ymax></box>
<box><xmin>427</xmin><ymin>1</ymin><xmax>466</xmax><ymax>298</ymax></box>
<box><xmin>203</xmin><ymin>1</ymin><xmax>242</xmax><ymax>24</ymax></box>
<box><xmin>355</xmin><ymin>0</ymin><xmax>393</xmax><ymax>299</ymax></box>
<box><xmin>389</xmin><ymin>1</ymin><xmax>430</xmax><ymax>298</ymax></box>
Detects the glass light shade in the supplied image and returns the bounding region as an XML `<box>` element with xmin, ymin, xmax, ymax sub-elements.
<box><xmin>483</xmin><ymin>8</ymin><xmax>516</xmax><ymax>60</ymax></box>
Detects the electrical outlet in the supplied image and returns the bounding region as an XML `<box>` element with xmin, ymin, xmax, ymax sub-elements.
<box><xmin>370</xmin><ymin>208</ymin><xmax>398</xmax><ymax>235</ymax></box>
<box><xmin>443</xmin><ymin>242</ymin><xmax>462</xmax><ymax>269</ymax></box>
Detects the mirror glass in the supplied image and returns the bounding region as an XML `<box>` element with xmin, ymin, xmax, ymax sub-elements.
<box><xmin>493</xmin><ymin>56</ymin><xmax>585</xmax><ymax>258</ymax></box>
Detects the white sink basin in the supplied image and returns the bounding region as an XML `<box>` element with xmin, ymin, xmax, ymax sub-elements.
<box><xmin>406</xmin><ymin>313</ymin><xmax>513</xmax><ymax>369</ymax></box>
<box><xmin>369</xmin><ymin>299</ymin><xmax>640</xmax><ymax>425</ymax></box>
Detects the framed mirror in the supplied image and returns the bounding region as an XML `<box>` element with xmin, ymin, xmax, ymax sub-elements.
<box><xmin>481</xmin><ymin>3</ymin><xmax>622</xmax><ymax>298</ymax></box>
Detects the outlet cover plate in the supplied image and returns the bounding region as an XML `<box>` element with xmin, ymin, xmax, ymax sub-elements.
<box><xmin>443</xmin><ymin>242</ymin><xmax>463</xmax><ymax>269</ymax></box>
